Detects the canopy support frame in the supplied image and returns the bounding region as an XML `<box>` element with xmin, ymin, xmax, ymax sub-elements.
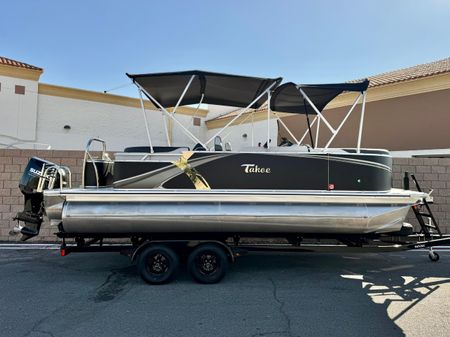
<box><xmin>267</xmin><ymin>91</ymin><xmax>271</xmax><ymax>149</ymax></box>
<box><xmin>323</xmin><ymin>93</ymin><xmax>362</xmax><ymax>150</ymax></box>
<box><xmin>315</xmin><ymin>117</ymin><xmax>320</xmax><ymax>149</ymax></box>
<box><xmin>273</xmin><ymin>112</ymin><xmax>303</xmax><ymax>146</ymax></box>
<box><xmin>293</xmin><ymin>86</ymin><xmax>368</xmax><ymax>152</ymax></box>
<box><xmin>135</xmin><ymin>81</ymin><xmax>207</xmax><ymax>149</ymax></box>
<box><xmin>137</xmin><ymin>88</ymin><xmax>154</xmax><ymax>153</ymax></box>
<box><xmin>298</xmin><ymin>88</ymin><xmax>336</xmax><ymax>135</ymax></box>
<box><xmin>205</xmin><ymin>82</ymin><xmax>278</xmax><ymax>147</ymax></box>
<box><xmin>357</xmin><ymin>91</ymin><xmax>367</xmax><ymax>153</ymax></box>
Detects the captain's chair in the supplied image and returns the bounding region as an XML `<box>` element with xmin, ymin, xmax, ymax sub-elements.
<box><xmin>214</xmin><ymin>136</ymin><xmax>223</xmax><ymax>151</ymax></box>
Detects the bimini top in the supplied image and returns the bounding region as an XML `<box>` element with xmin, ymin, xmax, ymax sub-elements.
<box><xmin>127</xmin><ymin>70</ymin><xmax>282</xmax><ymax>109</ymax></box>
<box><xmin>270</xmin><ymin>79</ymin><xmax>369</xmax><ymax>114</ymax></box>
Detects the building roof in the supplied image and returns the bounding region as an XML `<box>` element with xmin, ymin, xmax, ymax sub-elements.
<box><xmin>208</xmin><ymin>56</ymin><xmax>450</xmax><ymax>123</ymax></box>
<box><xmin>361</xmin><ymin>57</ymin><xmax>450</xmax><ymax>88</ymax></box>
<box><xmin>0</xmin><ymin>56</ymin><xmax>43</xmax><ymax>71</ymax></box>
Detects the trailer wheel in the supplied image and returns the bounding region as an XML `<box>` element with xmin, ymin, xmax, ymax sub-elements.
<box><xmin>428</xmin><ymin>251</ymin><xmax>440</xmax><ymax>262</ymax></box>
<box><xmin>188</xmin><ymin>244</ymin><xmax>229</xmax><ymax>284</ymax></box>
<box><xmin>137</xmin><ymin>244</ymin><xmax>179</xmax><ymax>284</ymax></box>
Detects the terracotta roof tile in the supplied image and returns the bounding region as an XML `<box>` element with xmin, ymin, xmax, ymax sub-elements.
<box><xmin>355</xmin><ymin>57</ymin><xmax>450</xmax><ymax>87</ymax></box>
<box><xmin>0</xmin><ymin>56</ymin><xmax>43</xmax><ymax>71</ymax></box>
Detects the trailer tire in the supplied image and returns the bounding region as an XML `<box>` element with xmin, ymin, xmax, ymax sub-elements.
<box><xmin>188</xmin><ymin>244</ymin><xmax>229</xmax><ymax>284</ymax></box>
<box><xmin>137</xmin><ymin>244</ymin><xmax>179</xmax><ymax>284</ymax></box>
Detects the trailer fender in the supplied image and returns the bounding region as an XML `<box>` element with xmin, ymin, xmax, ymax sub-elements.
<box><xmin>131</xmin><ymin>240</ymin><xmax>235</xmax><ymax>263</ymax></box>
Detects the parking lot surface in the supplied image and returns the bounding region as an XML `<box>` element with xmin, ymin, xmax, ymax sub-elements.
<box><xmin>1</xmin><ymin>248</ymin><xmax>449</xmax><ymax>337</ymax></box>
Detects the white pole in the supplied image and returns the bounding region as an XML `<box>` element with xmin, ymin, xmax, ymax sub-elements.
<box><xmin>357</xmin><ymin>91</ymin><xmax>367</xmax><ymax>153</ymax></box>
<box><xmin>298</xmin><ymin>88</ymin><xmax>336</xmax><ymax>134</ymax></box>
<box><xmin>136</xmin><ymin>83</ymin><xmax>206</xmax><ymax>148</ymax></box>
<box><xmin>164</xmin><ymin>75</ymin><xmax>195</xmax><ymax>146</ymax></box>
<box><xmin>205</xmin><ymin>82</ymin><xmax>277</xmax><ymax>146</ymax></box>
<box><xmin>315</xmin><ymin>117</ymin><xmax>320</xmax><ymax>149</ymax></box>
<box><xmin>267</xmin><ymin>92</ymin><xmax>271</xmax><ymax>149</ymax></box>
<box><xmin>162</xmin><ymin>113</ymin><xmax>171</xmax><ymax>146</ymax></box>
<box><xmin>172</xmin><ymin>75</ymin><xmax>196</xmax><ymax>115</ymax></box>
<box><xmin>324</xmin><ymin>93</ymin><xmax>362</xmax><ymax>150</ymax></box>
<box><xmin>138</xmin><ymin>89</ymin><xmax>154</xmax><ymax>153</ymax></box>
<box><xmin>273</xmin><ymin>112</ymin><xmax>302</xmax><ymax>146</ymax></box>
<box><xmin>299</xmin><ymin>115</ymin><xmax>318</xmax><ymax>144</ymax></box>
<box><xmin>251</xmin><ymin>111</ymin><xmax>254</xmax><ymax>147</ymax></box>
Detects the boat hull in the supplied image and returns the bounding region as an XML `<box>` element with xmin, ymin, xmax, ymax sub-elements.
<box><xmin>44</xmin><ymin>189</ymin><xmax>424</xmax><ymax>236</ymax></box>
<box><xmin>107</xmin><ymin>150</ymin><xmax>393</xmax><ymax>191</ymax></box>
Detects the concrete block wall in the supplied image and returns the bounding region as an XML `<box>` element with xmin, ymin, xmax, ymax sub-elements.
<box><xmin>0</xmin><ymin>149</ymin><xmax>449</xmax><ymax>243</ymax></box>
<box><xmin>392</xmin><ymin>157</ymin><xmax>450</xmax><ymax>234</ymax></box>
<box><xmin>0</xmin><ymin>149</ymin><xmax>85</xmax><ymax>242</ymax></box>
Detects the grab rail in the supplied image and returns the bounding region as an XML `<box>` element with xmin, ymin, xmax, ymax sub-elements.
<box><xmin>36</xmin><ymin>165</ymin><xmax>72</xmax><ymax>192</ymax></box>
<box><xmin>81</xmin><ymin>138</ymin><xmax>107</xmax><ymax>188</ymax></box>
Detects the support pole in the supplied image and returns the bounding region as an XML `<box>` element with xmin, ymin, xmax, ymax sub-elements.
<box><xmin>273</xmin><ymin>112</ymin><xmax>302</xmax><ymax>146</ymax></box>
<box><xmin>357</xmin><ymin>91</ymin><xmax>367</xmax><ymax>153</ymax></box>
<box><xmin>299</xmin><ymin>115</ymin><xmax>318</xmax><ymax>144</ymax></box>
<box><xmin>136</xmin><ymin>83</ymin><xmax>206</xmax><ymax>148</ymax></box>
<box><xmin>251</xmin><ymin>111</ymin><xmax>254</xmax><ymax>147</ymax></box>
<box><xmin>138</xmin><ymin>89</ymin><xmax>154</xmax><ymax>153</ymax></box>
<box><xmin>267</xmin><ymin>91</ymin><xmax>271</xmax><ymax>149</ymax></box>
<box><xmin>162</xmin><ymin>114</ymin><xmax>171</xmax><ymax>146</ymax></box>
<box><xmin>172</xmin><ymin>75</ymin><xmax>196</xmax><ymax>115</ymax></box>
<box><xmin>164</xmin><ymin>75</ymin><xmax>195</xmax><ymax>146</ymax></box>
<box><xmin>299</xmin><ymin>88</ymin><xmax>336</xmax><ymax>134</ymax></box>
<box><xmin>324</xmin><ymin>93</ymin><xmax>362</xmax><ymax>150</ymax></box>
<box><xmin>205</xmin><ymin>82</ymin><xmax>277</xmax><ymax>146</ymax></box>
<box><xmin>315</xmin><ymin>117</ymin><xmax>320</xmax><ymax>149</ymax></box>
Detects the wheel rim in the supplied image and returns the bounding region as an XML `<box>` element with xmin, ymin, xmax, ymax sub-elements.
<box><xmin>147</xmin><ymin>253</ymin><xmax>169</xmax><ymax>275</ymax></box>
<box><xmin>196</xmin><ymin>252</ymin><xmax>219</xmax><ymax>275</ymax></box>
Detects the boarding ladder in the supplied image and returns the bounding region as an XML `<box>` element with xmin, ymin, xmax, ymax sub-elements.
<box><xmin>404</xmin><ymin>172</ymin><xmax>442</xmax><ymax>239</ymax></box>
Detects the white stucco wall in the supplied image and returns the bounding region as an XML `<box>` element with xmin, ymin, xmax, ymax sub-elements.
<box><xmin>170</xmin><ymin>113</ymin><xmax>205</xmax><ymax>148</ymax></box>
<box><xmin>0</xmin><ymin>75</ymin><xmax>39</xmax><ymax>145</ymax></box>
<box><xmin>0</xmin><ymin>73</ymin><xmax>272</xmax><ymax>151</ymax></box>
<box><xmin>35</xmin><ymin>94</ymin><xmax>205</xmax><ymax>151</ymax></box>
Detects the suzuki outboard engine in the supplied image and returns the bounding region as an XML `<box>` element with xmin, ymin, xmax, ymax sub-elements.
<box><xmin>12</xmin><ymin>157</ymin><xmax>61</xmax><ymax>241</ymax></box>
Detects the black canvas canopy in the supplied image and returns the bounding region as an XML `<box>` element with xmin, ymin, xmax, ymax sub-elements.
<box><xmin>270</xmin><ymin>79</ymin><xmax>369</xmax><ymax>114</ymax></box>
<box><xmin>127</xmin><ymin>70</ymin><xmax>282</xmax><ymax>109</ymax></box>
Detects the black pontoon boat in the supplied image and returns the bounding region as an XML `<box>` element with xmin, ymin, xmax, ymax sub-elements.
<box><xmin>11</xmin><ymin>70</ymin><xmax>449</xmax><ymax>284</ymax></box>
<box><xmin>14</xmin><ymin>70</ymin><xmax>426</xmax><ymax>238</ymax></box>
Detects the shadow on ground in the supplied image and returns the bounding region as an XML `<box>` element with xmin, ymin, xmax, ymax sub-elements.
<box><xmin>1</xmin><ymin>249</ymin><xmax>449</xmax><ymax>337</ymax></box>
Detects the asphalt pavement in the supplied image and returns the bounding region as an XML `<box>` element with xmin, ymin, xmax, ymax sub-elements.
<box><xmin>1</xmin><ymin>248</ymin><xmax>449</xmax><ymax>337</ymax></box>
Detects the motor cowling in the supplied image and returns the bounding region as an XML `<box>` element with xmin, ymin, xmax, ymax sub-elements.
<box><xmin>12</xmin><ymin>157</ymin><xmax>59</xmax><ymax>241</ymax></box>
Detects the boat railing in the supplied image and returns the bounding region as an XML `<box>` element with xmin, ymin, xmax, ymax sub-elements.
<box><xmin>81</xmin><ymin>138</ymin><xmax>108</xmax><ymax>188</ymax></box>
<box><xmin>36</xmin><ymin>165</ymin><xmax>72</xmax><ymax>193</ymax></box>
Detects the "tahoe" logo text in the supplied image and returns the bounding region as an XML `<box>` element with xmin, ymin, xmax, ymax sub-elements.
<box><xmin>241</xmin><ymin>164</ymin><xmax>271</xmax><ymax>174</ymax></box>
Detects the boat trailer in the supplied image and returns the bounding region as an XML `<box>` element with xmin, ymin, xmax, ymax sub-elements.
<box><xmin>11</xmin><ymin>168</ymin><xmax>450</xmax><ymax>284</ymax></box>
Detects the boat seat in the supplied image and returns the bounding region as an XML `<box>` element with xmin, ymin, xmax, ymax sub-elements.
<box><xmin>240</xmin><ymin>146</ymin><xmax>310</xmax><ymax>152</ymax></box>
<box><xmin>84</xmin><ymin>159</ymin><xmax>114</xmax><ymax>187</ymax></box>
<box><xmin>214</xmin><ymin>136</ymin><xmax>223</xmax><ymax>151</ymax></box>
<box><xmin>124</xmin><ymin>146</ymin><xmax>190</xmax><ymax>153</ymax></box>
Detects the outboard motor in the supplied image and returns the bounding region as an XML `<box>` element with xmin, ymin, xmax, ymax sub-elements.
<box><xmin>12</xmin><ymin>157</ymin><xmax>60</xmax><ymax>241</ymax></box>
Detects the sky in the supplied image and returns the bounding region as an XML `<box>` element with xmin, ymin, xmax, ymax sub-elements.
<box><xmin>1</xmin><ymin>0</ymin><xmax>450</xmax><ymax>97</ymax></box>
